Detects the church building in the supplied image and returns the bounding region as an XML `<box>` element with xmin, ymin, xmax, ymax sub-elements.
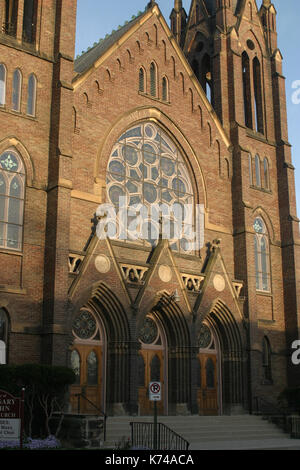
<box><xmin>0</xmin><ymin>0</ymin><xmax>299</xmax><ymax>417</ymax></box>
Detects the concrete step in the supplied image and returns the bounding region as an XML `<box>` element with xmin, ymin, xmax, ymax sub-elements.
<box><xmin>103</xmin><ymin>414</ymin><xmax>300</xmax><ymax>450</ymax></box>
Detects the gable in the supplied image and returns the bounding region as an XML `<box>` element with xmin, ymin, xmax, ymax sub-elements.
<box><xmin>72</xmin><ymin>3</ymin><xmax>231</xmax><ymax>151</ymax></box>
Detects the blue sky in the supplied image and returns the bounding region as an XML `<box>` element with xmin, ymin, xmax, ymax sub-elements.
<box><xmin>75</xmin><ymin>1</ymin><xmax>300</xmax><ymax>216</ymax></box>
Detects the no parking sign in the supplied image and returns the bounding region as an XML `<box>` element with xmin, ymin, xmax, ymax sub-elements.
<box><xmin>149</xmin><ymin>382</ymin><xmax>161</xmax><ymax>401</ymax></box>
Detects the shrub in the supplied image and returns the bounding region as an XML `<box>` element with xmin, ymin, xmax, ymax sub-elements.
<box><xmin>0</xmin><ymin>364</ymin><xmax>76</xmax><ymax>438</ymax></box>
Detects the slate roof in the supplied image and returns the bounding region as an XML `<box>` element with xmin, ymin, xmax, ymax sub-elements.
<box><xmin>74</xmin><ymin>12</ymin><xmax>145</xmax><ymax>75</ymax></box>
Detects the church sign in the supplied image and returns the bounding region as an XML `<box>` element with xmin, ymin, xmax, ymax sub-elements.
<box><xmin>0</xmin><ymin>389</ymin><xmax>24</xmax><ymax>446</ymax></box>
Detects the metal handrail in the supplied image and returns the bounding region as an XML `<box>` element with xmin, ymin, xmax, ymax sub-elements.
<box><xmin>254</xmin><ymin>396</ymin><xmax>288</xmax><ymax>417</ymax></box>
<box><xmin>75</xmin><ymin>392</ymin><xmax>107</xmax><ymax>442</ymax></box>
<box><xmin>130</xmin><ymin>421</ymin><xmax>190</xmax><ymax>451</ymax></box>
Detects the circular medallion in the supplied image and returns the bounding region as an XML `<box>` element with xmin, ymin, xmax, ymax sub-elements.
<box><xmin>198</xmin><ymin>324</ymin><xmax>212</xmax><ymax>349</ymax></box>
<box><xmin>139</xmin><ymin>317</ymin><xmax>158</xmax><ymax>344</ymax></box>
<box><xmin>73</xmin><ymin>310</ymin><xmax>97</xmax><ymax>340</ymax></box>
<box><xmin>158</xmin><ymin>265</ymin><xmax>172</xmax><ymax>283</ymax></box>
<box><xmin>213</xmin><ymin>274</ymin><xmax>225</xmax><ymax>292</ymax></box>
<box><xmin>95</xmin><ymin>255</ymin><xmax>111</xmax><ymax>274</ymax></box>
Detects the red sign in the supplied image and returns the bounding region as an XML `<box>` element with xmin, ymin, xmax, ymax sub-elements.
<box><xmin>0</xmin><ymin>390</ymin><xmax>20</xmax><ymax>419</ymax></box>
<box><xmin>149</xmin><ymin>381</ymin><xmax>161</xmax><ymax>401</ymax></box>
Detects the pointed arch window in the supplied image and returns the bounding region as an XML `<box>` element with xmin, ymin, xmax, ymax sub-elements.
<box><xmin>0</xmin><ymin>149</ymin><xmax>25</xmax><ymax>250</ymax></box>
<box><xmin>0</xmin><ymin>308</ymin><xmax>9</xmax><ymax>364</ymax></box>
<box><xmin>242</xmin><ymin>52</ymin><xmax>253</xmax><ymax>129</ymax></box>
<box><xmin>139</xmin><ymin>67</ymin><xmax>145</xmax><ymax>93</ymax></box>
<box><xmin>150</xmin><ymin>62</ymin><xmax>157</xmax><ymax>97</ymax></box>
<box><xmin>87</xmin><ymin>351</ymin><xmax>98</xmax><ymax>385</ymax></box>
<box><xmin>4</xmin><ymin>0</ymin><xmax>18</xmax><ymax>37</ymax></box>
<box><xmin>263</xmin><ymin>157</ymin><xmax>269</xmax><ymax>190</ymax></box>
<box><xmin>202</xmin><ymin>54</ymin><xmax>212</xmax><ymax>104</ymax></box>
<box><xmin>254</xmin><ymin>217</ymin><xmax>271</xmax><ymax>292</ymax></box>
<box><xmin>255</xmin><ymin>154</ymin><xmax>261</xmax><ymax>187</ymax></box>
<box><xmin>150</xmin><ymin>354</ymin><xmax>161</xmax><ymax>382</ymax></box>
<box><xmin>23</xmin><ymin>0</ymin><xmax>37</xmax><ymax>44</ymax></box>
<box><xmin>106</xmin><ymin>122</ymin><xmax>195</xmax><ymax>253</ymax></box>
<box><xmin>0</xmin><ymin>65</ymin><xmax>6</xmax><ymax>107</ymax></box>
<box><xmin>12</xmin><ymin>69</ymin><xmax>22</xmax><ymax>112</ymax></box>
<box><xmin>249</xmin><ymin>154</ymin><xmax>253</xmax><ymax>185</ymax></box>
<box><xmin>162</xmin><ymin>76</ymin><xmax>168</xmax><ymax>102</ymax></box>
<box><xmin>71</xmin><ymin>350</ymin><xmax>81</xmax><ymax>384</ymax></box>
<box><xmin>27</xmin><ymin>73</ymin><xmax>37</xmax><ymax>116</ymax></box>
<box><xmin>262</xmin><ymin>336</ymin><xmax>272</xmax><ymax>382</ymax></box>
<box><xmin>253</xmin><ymin>57</ymin><xmax>264</xmax><ymax>134</ymax></box>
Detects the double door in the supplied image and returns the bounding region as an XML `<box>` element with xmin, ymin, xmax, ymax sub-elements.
<box><xmin>197</xmin><ymin>353</ymin><xmax>218</xmax><ymax>415</ymax></box>
<box><xmin>138</xmin><ymin>349</ymin><xmax>164</xmax><ymax>416</ymax></box>
<box><xmin>70</xmin><ymin>344</ymin><xmax>103</xmax><ymax>414</ymax></box>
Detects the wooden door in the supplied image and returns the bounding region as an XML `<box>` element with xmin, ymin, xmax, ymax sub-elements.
<box><xmin>197</xmin><ymin>353</ymin><xmax>218</xmax><ymax>415</ymax></box>
<box><xmin>138</xmin><ymin>349</ymin><xmax>164</xmax><ymax>416</ymax></box>
<box><xmin>70</xmin><ymin>344</ymin><xmax>102</xmax><ymax>414</ymax></box>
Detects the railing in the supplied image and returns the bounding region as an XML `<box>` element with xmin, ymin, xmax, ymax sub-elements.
<box><xmin>75</xmin><ymin>393</ymin><xmax>107</xmax><ymax>442</ymax></box>
<box><xmin>254</xmin><ymin>396</ymin><xmax>288</xmax><ymax>417</ymax></box>
<box><xmin>130</xmin><ymin>421</ymin><xmax>189</xmax><ymax>451</ymax></box>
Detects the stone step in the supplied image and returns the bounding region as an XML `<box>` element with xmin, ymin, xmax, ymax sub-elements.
<box><xmin>103</xmin><ymin>414</ymin><xmax>294</xmax><ymax>450</ymax></box>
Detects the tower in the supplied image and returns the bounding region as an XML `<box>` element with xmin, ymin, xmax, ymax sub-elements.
<box><xmin>0</xmin><ymin>0</ymin><xmax>77</xmax><ymax>365</ymax></box>
<box><xmin>178</xmin><ymin>0</ymin><xmax>300</xmax><ymax>396</ymax></box>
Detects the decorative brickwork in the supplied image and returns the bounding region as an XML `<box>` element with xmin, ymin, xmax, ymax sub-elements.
<box><xmin>0</xmin><ymin>0</ymin><xmax>299</xmax><ymax>416</ymax></box>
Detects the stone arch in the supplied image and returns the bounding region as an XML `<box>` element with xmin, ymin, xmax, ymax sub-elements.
<box><xmin>0</xmin><ymin>137</ymin><xmax>34</xmax><ymax>185</ymax></box>
<box><xmin>251</xmin><ymin>206</ymin><xmax>275</xmax><ymax>242</ymax></box>
<box><xmin>69</xmin><ymin>281</ymin><xmax>131</xmax><ymax>414</ymax></box>
<box><xmin>95</xmin><ymin>107</ymin><xmax>208</xmax><ymax>209</ymax></box>
<box><xmin>202</xmin><ymin>300</ymin><xmax>246</xmax><ymax>414</ymax></box>
<box><xmin>150</xmin><ymin>293</ymin><xmax>191</xmax><ymax>413</ymax></box>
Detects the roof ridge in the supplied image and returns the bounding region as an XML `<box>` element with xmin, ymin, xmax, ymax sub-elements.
<box><xmin>75</xmin><ymin>10</ymin><xmax>145</xmax><ymax>62</ymax></box>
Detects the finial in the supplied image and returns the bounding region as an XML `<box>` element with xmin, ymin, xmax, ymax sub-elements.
<box><xmin>262</xmin><ymin>0</ymin><xmax>271</xmax><ymax>6</ymax></box>
<box><xmin>174</xmin><ymin>0</ymin><xmax>183</xmax><ymax>12</ymax></box>
<box><xmin>146</xmin><ymin>0</ymin><xmax>156</xmax><ymax>9</ymax></box>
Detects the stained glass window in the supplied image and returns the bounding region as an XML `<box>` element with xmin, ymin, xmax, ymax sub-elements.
<box><xmin>106</xmin><ymin>122</ymin><xmax>195</xmax><ymax>253</ymax></box>
<box><xmin>0</xmin><ymin>150</ymin><xmax>25</xmax><ymax>250</ymax></box>
<box><xmin>71</xmin><ymin>350</ymin><xmax>80</xmax><ymax>384</ymax></box>
<box><xmin>254</xmin><ymin>217</ymin><xmax>270</xmax><ymax>292</ymax></box>
<box><xmin>87</xmin><ymin>351</ymin><xmax>98</xmax><ymax>385</ymax></box>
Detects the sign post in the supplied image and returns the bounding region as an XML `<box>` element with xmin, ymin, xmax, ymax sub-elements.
<box><xmin>0</xmin><ymin>389</ymin><xmax>24</xmax><ymax>449</ymax></box>
<box><xmin>149</xmin><ymin>382</ymin><xmax>161</xmax><ymax>450</ymax></box>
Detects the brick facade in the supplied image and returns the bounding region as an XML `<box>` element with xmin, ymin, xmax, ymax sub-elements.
<box><xmin>0</xmin><ymin>0</ymin><xmax>299</xmax><ymax>416</ymax></box>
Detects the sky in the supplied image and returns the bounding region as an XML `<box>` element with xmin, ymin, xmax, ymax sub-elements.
<box><xmin>75</xmin><ymin>0</ymin><xmax>300</xmax><ymax>216</ymax></box>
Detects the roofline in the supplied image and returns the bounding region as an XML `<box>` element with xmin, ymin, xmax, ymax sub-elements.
<box><xmin>73</xmin><ymin>3</ymin><xmax>231</xmax><ymax>150</ymax></box>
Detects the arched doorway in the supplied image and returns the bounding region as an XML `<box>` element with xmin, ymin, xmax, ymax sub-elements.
<box><xmin>197</xmin><ymin>323</ymin><xmax>220</xmax><ymax>415</ymax></box>
<box><xmin>137</xmin><ymin>315</ymin><xmax>167</xmax><ymax>416</ymax></box>
<box><xmin>69</xmin><ymin>308</ymin><xmax>106</xmax><ymax>414</ymax></box>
